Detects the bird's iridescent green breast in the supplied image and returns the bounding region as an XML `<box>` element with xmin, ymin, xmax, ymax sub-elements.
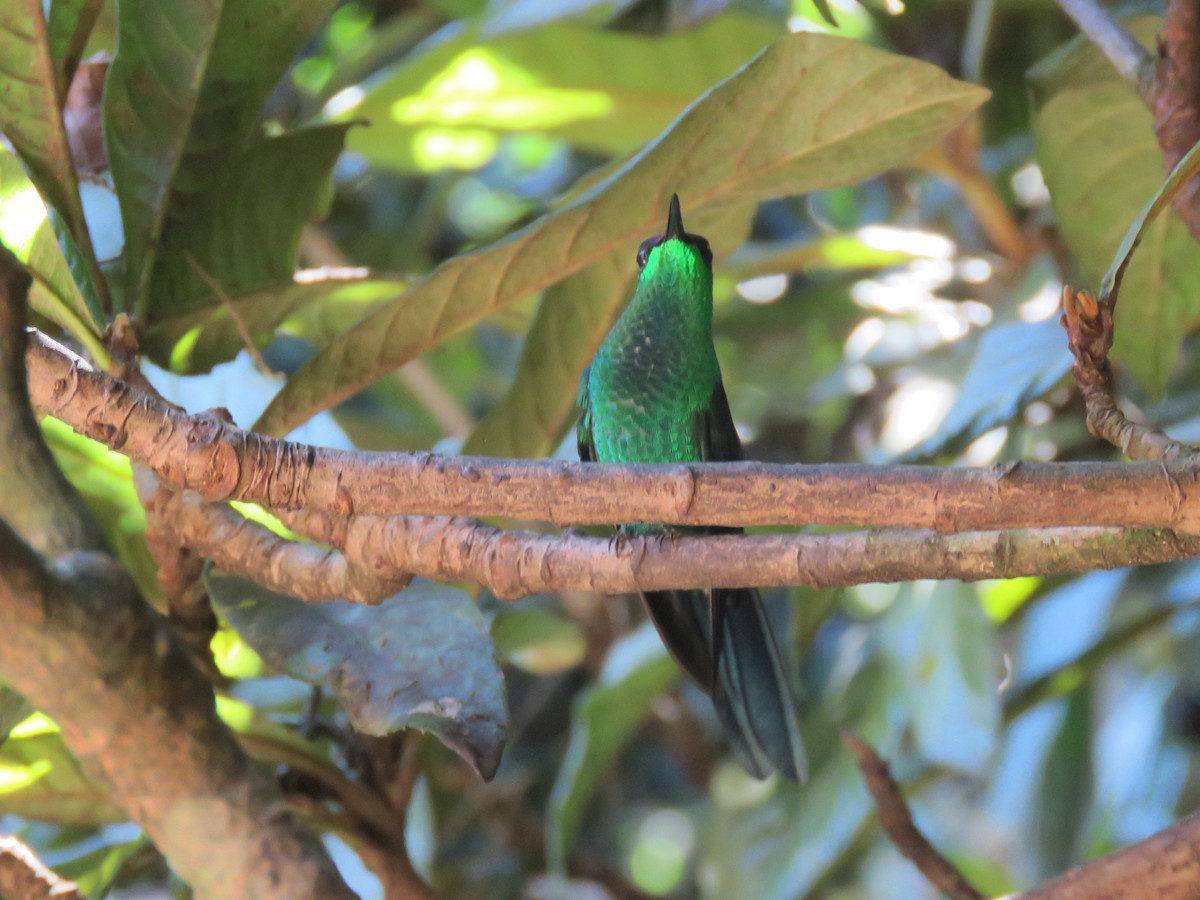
<box><xmin>587</xmin><ymin>240</ymin><xmax>719</xmax><ymax>465</ymax></box>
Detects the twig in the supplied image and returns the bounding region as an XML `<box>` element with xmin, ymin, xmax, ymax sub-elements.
<box><xmin>1061</xmin><ymin>285</ymin><xmax>1200</xmax><ymax>460</ymax></box>
<box><xmin>0</xmin><ymin>834</ymin><xmax>82</xmax><ymax>900</ymax></box>
<box><xmin>843</xmin><ymin>733</ymin><xmax>983</xmax><ymax>900</ymax></box>
<box><xmin>25</xmin><ymin>330</ymin><xmax>1200</xmax><ymax>533</ymax></box>
<box><xmin>1054</xmin><ymin>0</ymin><xmax>1155</xmax><ymax>99</ymax></box>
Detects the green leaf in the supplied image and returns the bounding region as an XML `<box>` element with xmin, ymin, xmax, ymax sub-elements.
<box><xmin>912</xmin><ymin>318</ymin><xmax>1072</xmax><ymax>458</ymax></box>
<box><xmin>207</xmin><ymin>573</ymin><xmax>508</xmax><ymax>779</ymax></box>
<box><xmin>55</xmin><ymin>834</ymin><xmax>151</xmax><ymax>899</ymax></box>
<box><xmin>1034</xmin><ymin>688</ymin><xmax>1094</xmax><ymax>879</ymax></box>
<box><xmin>41</xmin><ymin>416</ymin><xmax>160</xmax><ymax>602</ymax></box>
<box><xmin>46</xmin><ymin>0</ymin><xmax>105</xmax><ymax>99</ymax></box>
<box><xmin>491</xmin><ymin>606</ymin><xmax>587</xmax><ymax>675</ymax></box>
<box><xmin>144</xmin><ymin>124</ymin><xmax>353</xmax><ymax>327</ymax></box>
<box><xmin>879</xmin><ymin>581</ymin><xmax>1000</xmax><ymax>775</ymax></box>
<box><xmin>0</xmin><ymin>2</ymin><xmax>94</xmax><ymax>261</ymax></box>
<box><xmin>1030</xmin><ymin>17</ymin><xmax>1200</xmax><ymax>398</ymax></box>
<box><xmin>545</xmin><ymin>623</ymin><xmax>677</xmax><ymax>871</ymax></box>
<box><xmin>0</xmin><ymin>715</ymin><xmax>123</xmax><ymax>825</ymax></box>
<box><xmin>0</xmin><ymin>145</ymin><xmax>106</xmax><ymax>358</ymax></box>
<box><xmin>0</xmin><ymin>689</ymin><xmax>30</xmax><ymax>748</ymax></box>
<box><xmin>142</xmin><ymin>268</ymin><xmax>407</xmax><ymax>373</ymax></box>
<box><xmin>258</xmin><ymin>32</ymin><xmax>988</xmax><ymax>434</ymax></box>
<box><xmin>105</xmin><ymin>0</ymin><xmax>338</xmax><ymax>317</ymax></box>
<box><xmin>336</xmin><ymin>13</ymin><xmax>780</xmax><ymax>172</ymax></box>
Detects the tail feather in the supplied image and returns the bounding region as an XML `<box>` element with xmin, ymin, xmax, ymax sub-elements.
<box><xmin>640</xmin><ymin>587</ymin><xmax>807</xmax><ymax>781</ymax></box>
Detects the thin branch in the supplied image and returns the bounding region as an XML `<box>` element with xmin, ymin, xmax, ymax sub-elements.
<box><xmin>135</xmin><ymin>468</ymin><xmax>409</xmax><ymax>604</ymax></box>
<box><xmin>0</xmin><ymin>835</ymin><xmax>82</xmax><ymax>900</ymax></box>
<box><xmin>1061</xmin><ymin>286</ymin><xmax>1200</xmax><ymax>461</ymax></box>
<box><xmin>25</xmin><ymin>332</ymin><xmax>1200</xmax><ymax>533</ymax></box>
<box><xmin>842</xmin><ymin>733</ymin><xmax>983</xmax><ymax>900</ymax></box>
<box><xmin>204</xmin><ymin>505</ymin><xmax>1200</xmax><ymax>599</ymax></box>
<box><xmin>1054</xmin><ymin>0</ymin><xmax>1155</xmax><ymax>99</ymax></box>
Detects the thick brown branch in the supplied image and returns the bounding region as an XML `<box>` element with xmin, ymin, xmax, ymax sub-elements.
<box><xmin>25</xmin><ymin>332</ymin><xmax>1200</xmax><ymax>533</ymax></box>
<box><xmin>229</xmin><ymin>508</ymin><xmax>1200</xmax><ymax>600</ymax></box>
<box><xmin>842</xmin><ymin>733</ymin><xmax>982</xmax><ymax>900</ymax></box>
<box><xmin>0</xmin><ymin>835</ymin><xmax>82</xmax><ymax>900</ymax></box>
<box><xmin>0</xmin><ymin>518</ymin><xmax>353</xmax><ymax>898</ymax></box>
<box><xmin>1010</xmin><ymin>811</ymin><xmax>1200</xmax><ymax>899</ymax></box>
<box><xmin>135</xmin><ymin>469</ymin><xmax>409</xmax><ymax>604</ymax></box>
<box><xmin>1154</xmin><ymin>0</ymin><xmax>1200</xmax><ymax>241</ymax></box>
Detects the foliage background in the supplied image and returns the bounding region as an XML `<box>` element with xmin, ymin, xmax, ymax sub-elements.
<box><xmin>3</xmin><ymin>0</ymin><xmax>1200</xmax><ymax>897</ymax></box>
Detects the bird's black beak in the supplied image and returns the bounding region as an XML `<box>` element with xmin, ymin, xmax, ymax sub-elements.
<box><xmin>664</xmin><ymin>193</ymin><xmax>685</xmax><ymax>240</ymax></box>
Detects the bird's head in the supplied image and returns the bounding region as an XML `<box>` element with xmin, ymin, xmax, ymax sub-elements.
<box><xmin>635</xmin><ymin>194</ymin><xmax>713</xmax><ymax>284</ymax></box>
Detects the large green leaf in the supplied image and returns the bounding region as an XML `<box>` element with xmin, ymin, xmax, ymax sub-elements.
<box><xmin>105</xmin><ymin>0</ymin><xmax>338</xmax><ymax>317</ymax></box>
<box><xmin>0</xmin><ymin>1</ymin><xmax>100</xmax><ymax>291</ymax></box>
<box><xmin>258</xmin><ymin>32</ymin><xmax>988</xmax><ymax>434</ymax></box>
<box><xmin>46</xmin><ymin>0</ymin><xmax>105</xmax><ymax>100</ymax></box>
<box><xmin>1034</xmin><ymin>688</ymin><xmax>1094</xmax><ymax>879</ymax></box>
<box><xmin>545</xmin><ymin>623</ymin><xmax>677</xmax><ymax>871</ymax></box>
<box><xmin>142</xmin><ymin>268</ymin><xmax>407</xmax><ymax>374</ymax></box>
<box><xmin>336</xmin><ymin>13</ymin><xmax>780</xmax><ymax>172</ymax></box>
<box><xmin>465</xmin><ymin>201</ymin><xmax>753</xmax><ymax>458</ymax></box>
<box><xmin>0</xmin><ymin>146</ymin><xmax>105</xmax><ymax>359</ymax></box>
<box><xmin>879</xmin><ymin>581</ymin><xmax>1001</xmax><ymax>775</ymax></box>
<box><xmin>1031</xmin><ymin>17</ymin><xmax>1200</xmax><ymax>398</ymax></box>
<box><xmin>144</xmin><ymin>124</ymin><xmax>352</xmax><ymax>329</ymax></box>
<box><xmin>207</xmin><ymin>573</ymin><xmax>508</xmax><ymax>779</ymax></box>
<box><xmin>0</xmin><ymin>689</ymin><xmax>30</xmax><ymax>747</ymax></box>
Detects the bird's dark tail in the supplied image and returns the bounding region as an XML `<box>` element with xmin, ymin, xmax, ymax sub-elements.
<box><xmin>641</xmin><ymin>588</ymin><xmax>807</xmax><ymax>781</ymax></box>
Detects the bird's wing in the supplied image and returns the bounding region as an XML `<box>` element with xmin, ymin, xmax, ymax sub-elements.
<box><xmin>576</xmin><ymin>367</ymin><xmax>596</xmax><ymax>463</ymax></box>
<box><xmin>696</xmin><ymin>379</ymin><xmax>745</xmax><ymax>464</ymax></box>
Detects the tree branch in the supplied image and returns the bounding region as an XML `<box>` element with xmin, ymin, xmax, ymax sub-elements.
<box><xmin>0</xmin><ymin>835</ymin><xmax>82</xmax><ymax>900</ymax></box>
<box><xmin>842</xmin><ymin>733</ymin><xmax>983</xmax><ymax>900</ymax></box>
<box><xmin>135</xmin><ymin>468</ymin><xmax>410</xmax><ymax>604</ymax></box>
<box><xmin>1153</xmin><ymin>0</ymin><xmax>1200</xmax><ymax>241</ymax></box>
<box><xmin>1054</xmin><ymin>0</ymin><xmax>1155</xmax><ymax>99</ymax></box>
<box><xmin>1007</xmin><ymin>811</ymin><xmax>1200</xmax><ymax>899</ymax></box>
<box><xmin>25</xmin><ymin>331</ymin><xmax>1200</xmax><ymax>533</ymax></box>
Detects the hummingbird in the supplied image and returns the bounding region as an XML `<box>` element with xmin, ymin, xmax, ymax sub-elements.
<box><xmin>576</xmin><ymin>195</ymin><xmax>806</xmax><ymax>780</ymax></box>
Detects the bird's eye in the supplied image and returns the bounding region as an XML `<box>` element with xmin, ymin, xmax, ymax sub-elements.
<box><xmin>636</xmin><ymin>244</ymin><xmax>649</xmax><ymax>268</ymax></box>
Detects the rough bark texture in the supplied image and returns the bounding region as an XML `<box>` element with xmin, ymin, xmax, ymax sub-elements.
<box><xmin>1009</xmin><ymin>811</ymin><xmax>1200</xmax><ymax>899</ymax></box>
<box><xmin>1155</xmin><ymin>0</ymin><xmax>1200</xmax><ymax>241</ymax></box>
<box><xmin>25</xmin><ymin>332</ymin><xmax>1200</xmax><ymax>534</ymax></box>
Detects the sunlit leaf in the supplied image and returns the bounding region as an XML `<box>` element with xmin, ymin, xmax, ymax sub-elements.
<box><xmin>546</xmin><ymin>623</ymin><xmax>677</xmax><ymax>871</ymax></box>
<box><xmin>41</xmin><ymin>416</ymin><xmax>160</xmax><ymax>602</ymax></box>
<box><xmin>336</xmin><ymin>13</ymin><xmax>780</xmax><ymax>172</ymax></box>
<box><xmin>105</xmin><ymin>0</ymin><xmax>338</xmax><ymax>316</ymax></box>
<box><xmin>491</xmin><ymin>607</ymin><xmax>587</xmax><ymax>675</ymax></box>
<box><xmin>0</xmin><ymin>1</ymin><xmax>96</xmax><ymax>271</ymax></box>
<box><xmin>0</xmin><ymin>145</ymin><xmax>105</xmax><ymax>356</ymax></box>
<box><xmin>259</xmin><ymin>32</ymin><xmax>988</xmax><ymax>434</ymax></box>
<box><xmin>142</xmin><ymin>268</ymin><xmax>407</xmax><ymax>373</ymax></box>
<box><xmin>879</xmin><ymin>581</ymin><xmax>1000</xmax><ymax>775</ymax></box>
<box><xmin>912</xmin><ymin>318</ymin><xmax>1071</xmax><ymax>458</ymax></box>
<box><xmin>0</xmin><ymin>725</ymin><xmax>121</xmax><ymax>825</ymax></box>
<box><xmin>1031</xmin><ymin>17</ymin><xmax>1200</xmax><ymax>398</ymax></box>
<box><xmin>207</xmin><ymin>573</ymin><xmax>508</xmax><ymax>779</ymax></box>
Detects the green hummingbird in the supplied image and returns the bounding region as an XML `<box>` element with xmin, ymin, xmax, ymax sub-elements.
<box><xmin>577</xmin><ymin>195</ymin><xmax>806</xmax><ymax>780</ymax></box>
